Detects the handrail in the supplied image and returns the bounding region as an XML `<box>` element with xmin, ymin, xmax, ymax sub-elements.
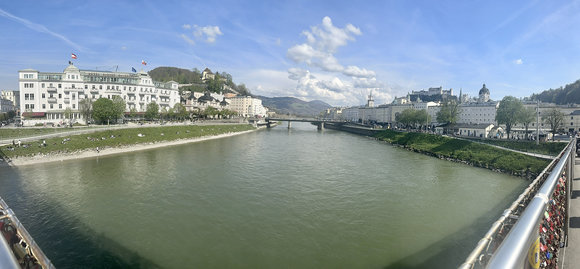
<box><xmin>459</xmin><ymin>138</ymin><xmax>574</xmax><ymax>269</ymax></box>
<box><xmin>486</xmin><ymin>139</ymin><xmax>574</xmax><ymax>268</ymax></box>
<box><xmin>0</xmin><ymin>197</ymin><xmax>55</xmax><ymax>269</ymax></box>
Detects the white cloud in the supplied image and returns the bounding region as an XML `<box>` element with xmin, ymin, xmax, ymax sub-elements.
<box><xmin>513</xmin><ymin>58</ymin><xmax>523</xmax><ymax>65</ymax></box>
<box><xmin>287</xmin><ymin>16</ymin><xmax>374</xmax><ymax>78</ymax></box>
<box><xmin>182</xmin><ymin>24</ymin><xmax>191</xmax><ymax>30</ymax></box>
<box><xmin>0</xmin><ymin>8</ymin><xmax>85</xmax><ymax>51</ymax></box>
<box><xmin>193</xmin><ymin>25</ymin><xmax>223</xmax><ymax>43</ymax></box>
<box><xmin>180</xmin><ymin>34</ymin><xmax>195</xmax><ymax>45</ymax></box>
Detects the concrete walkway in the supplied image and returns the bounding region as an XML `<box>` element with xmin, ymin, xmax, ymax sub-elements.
<box><xmin>562</xmin><ymin>158</ymin><xmax>580</xmax><ymax>268</ymax></box>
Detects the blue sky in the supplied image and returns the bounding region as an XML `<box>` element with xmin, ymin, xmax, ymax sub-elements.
<box><xmin>1</xmin><ymin>0</ymin><xmax>580</xmax><ymax>106</ymax></box>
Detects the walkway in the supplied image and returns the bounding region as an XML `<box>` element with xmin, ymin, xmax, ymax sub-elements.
<box><xmin>562</xmin><ymin>158</ymin><xmax>580</xmax><ymax>268</ymax></box>
<box><xmin>455</xmin><ymin>137</ymin><xmax>555</xmax><ymax>160</ymax></box>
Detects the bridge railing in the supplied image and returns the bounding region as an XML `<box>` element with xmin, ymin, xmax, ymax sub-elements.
<box><xmin>459</xmin><ymin>138</ymin><xmax>575</xmax><ymax>269</ymax></box>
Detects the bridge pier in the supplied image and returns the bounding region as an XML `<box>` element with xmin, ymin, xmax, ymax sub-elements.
<box><xmin>317</xmin><ymin>122</ymin><xmax>324</xmax><ymax>130</ymax></box>
<box><xmin>288</xmin><ymin>121</ymin><xmax>292</xmax><ymax>129</ymax></box>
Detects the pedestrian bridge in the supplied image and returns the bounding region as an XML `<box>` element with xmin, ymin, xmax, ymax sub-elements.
<box><xmin>460</xmin><ymin>138</ymin><xmax>577</xmax><ymax>268</ymax></box>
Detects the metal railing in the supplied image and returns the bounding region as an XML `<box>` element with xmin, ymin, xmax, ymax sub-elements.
<box><xmin>459</xmin><ymin>138</ymin><xmax>575</xmax><ymax>269</ymax></box>
<box><xmin>0</xmin><ymin>197</ymin><xmax>55</xmax><ymax>268</ymax></box>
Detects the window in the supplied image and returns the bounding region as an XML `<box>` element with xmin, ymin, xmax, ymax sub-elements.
<box><xmin>42</xmin><ymin>104</ymin><xmax>46</xmax><ymax>109</ymax></box>
<box><xmin>41</xmin><ymin>83</ymin><xmax>45</xmax><ymax>88</ymax></box>
<box><xmin>24</xmin><ymin>93</ymin><xmax>29</xmax><ymax>100</ymax></box>
<box><xmin>30</xmin><ymin>94</ymin><xmax>34</xmax><ymax>100</ymax></box>
<box><xmin>50</xmin><ymin>104</ymin><xmax>53</xmax><ymax>109</ymax></box>
<box><xmin>72</xmin><ymin>84</ymin><xmax>75</xmax><ymax>89</ymax></box>
<box><xmin>58</xmin><ymin>94</ymin><xmax>62</xmax><ymax>98</ymax></box>
<box><xmin>58</xmin><ymin>84</ymin><xmax>62</xmax><ymax>88</ymax></box>
<box><xmin>72</xmin><ymin>93</ymin><xmax>75</xmax><ymax>100</ymax></box>
<box><xmin>73</xmin><ymin>104</ymin><xmax>76</xmax><ymax>109</ymax></box>
<box><xmin>42</xmin><ymin>93</ymin><xmax>45</xmax><ymax>98</ymax></box>
<box><xmin>107</xmin><ymin>86</ymin><xmax>110</xmax><ymax>90</ymax></box>
<box><xmin>30</xmin><ymin>104</ymin><xmax>34</xmax><ymax>109</ymax></box>
<box><xmin>99</xmin><ymin>85</ymin><xmax>102</xmax><ymax>90</ymax></box>
<box><xmin>59</xmin><ymin>104</ymin><xmax>62</xmax><ymax>109</ymax></box>
<box><xmin>85</xmin><ymin>85</ymin><xmax>88</xmax><ymax>89</ymax></box>
<box><xmin>49</xmin><ymin>94</ymin><xmax>53</xmax><ymax>98</ymax></box>
<box><xmin>49</xmin><ymin>83</ymin><xmax>53</xmax><ymax>87</ymax></box>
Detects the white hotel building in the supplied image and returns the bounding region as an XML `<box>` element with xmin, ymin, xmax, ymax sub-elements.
<box><xmin>18</xmin><ymin>63</ymin><xmax>180</xmax><ymax>125</ymax></box>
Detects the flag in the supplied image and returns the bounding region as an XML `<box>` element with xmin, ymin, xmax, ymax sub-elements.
<box><xmin>141</xmin><ymin>60</ymin><xmax>147</xmax><ymax>65</ymax></box>
<box><xmin>71</xmin><ymin>53</ymin><xmax>77</xmax><ymax>59</ymax></box>
<box><xmin>131</xmin><ymin>67</ymin><xmax>137</xmax><ymax>72</ymax></box>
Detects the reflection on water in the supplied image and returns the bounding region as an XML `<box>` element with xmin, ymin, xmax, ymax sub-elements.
<box><xmin>0</xmin><ymin>123</ymin><xmax>527</xmax><ymax>268</ymax></box>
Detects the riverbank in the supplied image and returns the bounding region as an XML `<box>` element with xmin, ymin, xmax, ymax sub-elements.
<box><xmin>0</xmin><ymin>124</ymin><xmax>258</xmax><ymax>166</ymax></box>
<box><xmin>374</xmin><ymin>130</ymin><xmax>552</xmax><ymax>178</ymax></box>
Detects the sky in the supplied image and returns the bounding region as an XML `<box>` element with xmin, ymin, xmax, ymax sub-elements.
<box><xmin>1</xmin><ymin>0</ymin><xmax>580</xmax><ymax>107</ymax></box>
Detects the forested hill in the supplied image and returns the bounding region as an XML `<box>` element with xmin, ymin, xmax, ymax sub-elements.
<box><xmin>531</xmin><ymin>79</ymin><xmax>580</xmax><ymax>104</ymax></box>
<box><xmin>256</xmin><ymin>96</ymin><xmax>332</xmax><ymax>117</ymax></box>
<box><xmin>148</xmin><ymin>66</ymin><xmax>251</xmax><ymax>95</ymax></box>
<box><xmin>148</xmin><ymin>66</ymin><xmax>203</xmax><ymax>84</ymax></box>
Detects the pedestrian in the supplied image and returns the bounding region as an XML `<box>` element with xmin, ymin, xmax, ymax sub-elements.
<box><xmin>96</xmin><ymin>147</ymin><xmax>100</xmax><ymax>153</ymax></box>
<box><xmin>42</xmin><ymin>140</ymin><xmax>46</xmax><ymax>147</ymax></box>
<box><xmin>17</xmin><ymin>139</ymin><xmax>21</xmax><ymax>147</ymax></box>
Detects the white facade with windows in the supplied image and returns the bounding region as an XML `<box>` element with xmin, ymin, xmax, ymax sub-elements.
<box><xmin>227</xmin><ymin>96</ymin><xmax>268</xmax><ymax>117</ymax></box>
<box><xmin>457</xmin><ymin>102</ymin><xmax>499</xmax><ymax>125</ymax></box>
<box><xmin>18</xmin><ymin>63</ymin><xmax>180</xmax><ymax>126</ymax></box>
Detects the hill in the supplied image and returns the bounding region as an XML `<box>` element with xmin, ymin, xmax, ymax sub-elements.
<box><xmin>531</xmin><ymin>79</ymin><xmax>580</xmax><ymax>104</ymax></box>
<box><xmin>148</xmin><ymin>66</ymin><xmax>251</xmax><ymax>95</ymax></box>
<box><xmin>255</xmin><ymin>96</ymin><xmax>332</xmax><ymax>117</ymax></box>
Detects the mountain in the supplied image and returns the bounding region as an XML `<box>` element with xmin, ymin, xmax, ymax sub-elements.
<box><xmin>256</xmin><ymin>96</ymin><xmax>332</xmax><ymax>117</ymax></box>
<box><xmin>531</xmin><ymin>79</ymin><xmax>580</xmax><ymax>104</ymax></box>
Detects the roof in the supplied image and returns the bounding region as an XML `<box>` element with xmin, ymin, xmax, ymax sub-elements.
<box><xmin>64</xmin><ymin>64</ymin><xmax>80</xmax><ymax>73</ymax></box>
<box><xmin>570</xmin><ymin>110</ymin><xmax>580</xmax><ymax>115</ymax></box>
<box><xmin>203</xmin><ymin>68</ymin><xmax>213</xmax><ymax>74</ymax></box>
<box><xmin>18</xmin><ymin>68</ymin><xmax>37</xmax><ymax>72</ymax></box>
<box><xmin>456</xmin><ymin>123</ymin><xmax>494</xmax><ymax>129</ymax></box>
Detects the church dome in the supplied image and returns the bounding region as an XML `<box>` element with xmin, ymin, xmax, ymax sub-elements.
<box><xmin>479</xmin><ymin>84</ymin><xmax>490</xmax><ymax>95</ymax></box>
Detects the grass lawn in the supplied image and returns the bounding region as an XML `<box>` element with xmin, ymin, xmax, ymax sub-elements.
<box><xmin>462</xmin><ymin>138</ymin><xmax>567</xmax><ymax>156</ymax></box>
<box><xmin>0</xmin><ymin>127</ymin><xmax>91</xmax><ymax>140</ymax></box>
<box><xmin>0</xmin><ymin>124</ymin><xmax>255</xmax><ymax>159</ymax></box>
<box><xmin>374</xmin><ymin>130</ymin><xmax>553</xmax><ymax>177</ymax></box>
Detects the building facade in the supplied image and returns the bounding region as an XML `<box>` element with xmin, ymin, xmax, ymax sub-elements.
<box><xmin>1</xmin><ymin>90</ymin><xmax>19</xmax><ymax>109</ymax></box>
<box><xmin>227</xmin><ymin>96</ymin><xmax>268</xmax><ymax>117</ymax></box>
<box><xmin>18</xmin><ymin>63</ymin><xmax>180</xmax><ymax>125</ymax></box>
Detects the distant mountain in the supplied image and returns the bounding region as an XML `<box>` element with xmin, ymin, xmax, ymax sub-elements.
<box><xmin>256</xmin><ymin>96</ymin><xmax>332</xmax><ymax>117</ymax></box>
<box><xmin>531</xmin><ymin>79</ymin><xmax>580</xmax><ymax>104</ymax></box>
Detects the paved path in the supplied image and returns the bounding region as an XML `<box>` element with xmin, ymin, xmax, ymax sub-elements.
<box><xmin>455</xmin><ymin>137</ymin><xmax>555</xmax><ymax>160</ymax></box>
<box><xmin>562</xmin><ymin>158</ymin><xmax>580</xmax><ymax>268</ymax></box>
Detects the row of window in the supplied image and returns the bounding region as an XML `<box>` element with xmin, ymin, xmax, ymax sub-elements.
<box><xmin>22</xmin><ymin>74</ymin><xmax>35</xmax><ymax>79</ymax></box>
<box><xmin>40</xmin><ymin>104</ymin><xmax>76</xmax><ymax>109</ymax></box>
<box><xmin>23</xmin><ymin>83</ymin><xmax>34</xmax><ymax>88</ymax></box>
<box><xmin>24</xmin><ymin>93</ymin><xmax>35</xmax><ymax>100</ymax></box>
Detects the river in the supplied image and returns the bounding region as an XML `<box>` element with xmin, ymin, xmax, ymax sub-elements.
<box><xmin>0</xmin><ymin>122</ymin><xmax>527</xmax><ymax>268</ymax></box>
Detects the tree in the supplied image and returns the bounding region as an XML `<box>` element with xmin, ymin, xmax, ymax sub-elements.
<box><xmin>436</xmin><ymin>100</ymin><xmax>460</xmax><ymax>134</ymax></box>
<box><xmin>518</xmin><ymin>107</ymin><xmax>536</xmax><ymax>140</ymax></box>
<box><xmin>79</xmin><ymin>98</ymin><xmax>93</xmax><ymax>124</ymax></box>
<box><xmin>7</xmin><ymin>110</ymin><xmax>16</xmax><ymax>119</ymax></box>
<box><xmin>129</xmin><ymin>107</ymin><xmax>138</xmax><ymax>120</ymax></box>
<box><xmin>207</xmin><ymin>76</ymin><xmax>224</xmax><ymax>93</ymax></box>
<box><xmin>496</xmin><ymin>96</ymin><xmax>523</xmax><ymax>139</ymax></box>
<box><xmin>92</xmin><ymin>98</ymin><xmax>116</xmax><ymax>125</ymax></box>
<box><xmin>396</xmin><ymin>108</ymin><xmax>415</xmax><ymax>129</ymax></box>
<box><xmin>237</xmin><ymin>84</ymin><xmax>251</xmax><ymax>96</ymax></box>
<box><xmin>111</xmin><ymin>96</ymin><xmax>126</xmax><ymax>123</ymax></box>
<box><xmin>64</xmin><ymin>107</ymin><xmax>72</xmax><ymax>121</ymax></box>
<box><xmin>173</xmin><ymin>103</ymin><xmax>187</xmax><ymax>120</ymax></box>
<box><xmin>145</xmin><ymin>102</ymin><xmax>159</xmax><ymax>120</ymax></box>
<box><xmin>202</xmin><ymin>106</ymin><xmax>219</xmax><ymax>119</ymax></box>
<box><xmin>542</xmin><ymin>108</ymin><xmax>564</xmax><ymax>140</ymax></box>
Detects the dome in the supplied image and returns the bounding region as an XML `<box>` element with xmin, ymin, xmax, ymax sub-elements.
<box><xmin>63</xmin><ymin>63</ymin><xmax>79</xmax><ymax>73</ymax></box>
<box><xmin>479</xmin><ymin>84</ymin><xmax>490</xmax><ymax>95</ymax></box>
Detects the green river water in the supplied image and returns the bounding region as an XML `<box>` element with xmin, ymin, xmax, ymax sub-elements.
<box><xmin>0</xmin><ymin>122</ymin><xmax>527</xmax><ymax>268</ymax></box>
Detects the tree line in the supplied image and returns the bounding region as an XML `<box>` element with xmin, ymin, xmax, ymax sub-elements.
<box><xmin>148</xmin><ymin>67</ymin><xmax>252</xmax><ymax>96</ymax></box>
<box><xmin>78</xmin><ymin>97</ymin><xmax>238</xmax><ymax>125</ymax></box>
<box><xmin>399</xmin><ymin>97</ymin><xmax>566</xmax><ymax>140</ymax></box>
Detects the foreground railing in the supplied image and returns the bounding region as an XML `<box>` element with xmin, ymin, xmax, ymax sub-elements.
<box><xmin>459</xmin><ymin>138</ymin><xmax>575</xmax><ymax>269</ymax></box>
<box><xmin>0</xmin><ymin>197</ymin><xmax>54</xmax><ymax>269</ymax></box>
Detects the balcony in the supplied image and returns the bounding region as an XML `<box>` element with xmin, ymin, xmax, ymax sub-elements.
<box><xmin>47</xmin><ymin>87</ymin><xmax>57</xmax><ymax>92</ymax></box>
<box><xmin>64</xmin><ymin>98</ymin><xmax>70</xmax><ymax>103</ymax></box>
<box><xmin>90</xmin><ymin>89</ymin><xmax>99</xmax><ymax>93</ymax></box>
<box><xmin>47</xmin><ymin>97</ymin><xmax>57</xmax><ymax>103</ymax></box>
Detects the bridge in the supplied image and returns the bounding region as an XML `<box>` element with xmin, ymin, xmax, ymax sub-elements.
<box><xmin>265</xmin><ymin>118</ymin><xmax>347</xmax><ymax>130</ymax></box>
<box><xmin>460</xmin><ymin>137</ymin><xmax>579</xmax><ymax>268</ymax></box>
